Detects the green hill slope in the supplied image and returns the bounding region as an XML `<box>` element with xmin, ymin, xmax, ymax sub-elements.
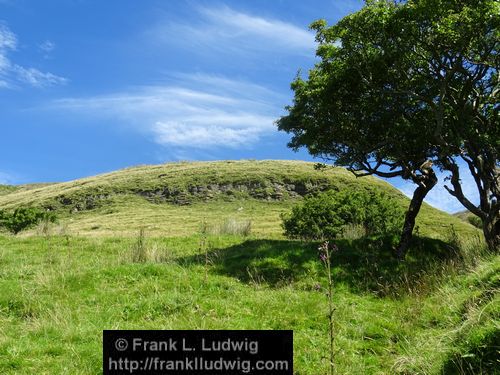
<box><xmin>0</xmin><ymin>185</ymin><xmax>17</xmax><ymax>196</ymax></box>
<box><xmin>0</xmin><ymin>160</ymin><xmax>495</xmax><ymax>374</ymax></box>
<box><xmin>0</xmin><ymin>160</ymin><xmax>477</xmax><ymax>238</ymax></box>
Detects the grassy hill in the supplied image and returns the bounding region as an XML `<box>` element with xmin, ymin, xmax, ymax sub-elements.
<box><xmin>0</xmin><ymin>160</ymin><xmax>497</xmax><ymax>374</ymax></box>
<box><xmin>0</xmin><ymin>160</ymin><xmax>477</xmax><ymax>238</ymax></box>
<box><xmin>455</xmin><ymin>210</ymin><xmax>483</xmax><ymax>230</ymax></box>
<box><xmin>0</xmin><ymin>185</ymin><xmax>17</xmax><ymax>196</ymax></box>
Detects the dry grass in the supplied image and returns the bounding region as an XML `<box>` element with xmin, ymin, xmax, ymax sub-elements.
<box><xmin>208</xmin><ymin>218</ymin><xmax>252</xmax><ymax>236</ymax></box>
<box><xmin>128</xmin><ymin>229</ymin><xmax>172</xmax><ymax>263</ymax></box>
<box><xmin>341</xmin><ymin>223</ymin><xmax>367</xmax><ymax>239</ymax></box>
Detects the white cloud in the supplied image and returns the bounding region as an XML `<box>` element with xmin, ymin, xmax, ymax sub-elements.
<box><xmin>39</xmin><ymin>40</ymin><xmax>55</xmax><ymax>54</ymax></box>
<box><xmin>13</xmin><ymin>65</ymin><xmax>67</xmax><ymax>87</ymax></box>
<box><xmin>0</xmin><ymin>53</ymin><xmax>10</xmax><ymax>73</ymax></box>
<box><xmin>150</xmin><ymin>5</ymin><xmax>315</xmax><ymax>56</ymax></box>
<box><xmin>153</xmin><ymin>121</ymin><xmax>265</xmax><ymax>148</ymax></box>
<box><xmin>49</xmin><ymin>74</ymin><xmax>282</xmax><ymax>149</ymax></box>
<box><xmin>397</xmin><ymin>165</ymin><xmax>479</xmax><ymax>213</ymax></box>
<box><xmin>0</xmin><ymin>23</ymin><xmax>66</xmax><ymax>88</ymax></box>
<box><xmin>39</xmin><ymin>40</ymin><xmax>56</xmax><ymax>59</ymax></box>
<box><xmin>0</xmin><ymin>23</ymin><xmax>16</xmax><ymax>50</ymax></box>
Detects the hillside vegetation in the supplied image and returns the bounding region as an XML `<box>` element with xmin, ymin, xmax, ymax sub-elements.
<box><xmin>0</xmin><ymin>160</ymin><xmax>496</xmax><ymax>375</ymax></box>
<box><xmin>0</xmin><ymin>160</ymin><xmax>476</xmax><ymax>238</ymax></box>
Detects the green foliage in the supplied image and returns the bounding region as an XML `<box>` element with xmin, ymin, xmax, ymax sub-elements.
<box><xmin>0</xmin><ymin>207</ymin><xmax>56</xmax><ymax>234</ymax></box>
<box><xmin>0</xmin><ymin>160</ymin><xmax>478</xmax><ymax>239</ymax></box>
<box><xmin>278</xmin><ymin>0</ymin><xmax>500</xmax><ymax>247</ymax></box>
<box><xmin>441</xmin><ymin>262</ymin><xmax>499</xmax><ymax>374</ymax></box>
<box><xmin>279</xmin><ymin>0</ymin><xmax>499</xmax><ymax>170</ymax></box>
<box><xmin>443</xmin><ymin>326</ymin><xmax>500</xmax><ymax>374</ymax></box>
<box><xmin>467</xmin><ymin>215</ymin><xmax>482</xmax><ymax>229</ymax></box>
<box><xmin>281</xmin><ymin>189</ymin><xmax>404</xmax><ymax>240</ymax></box>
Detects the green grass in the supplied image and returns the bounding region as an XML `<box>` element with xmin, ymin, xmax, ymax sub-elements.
<box><xmin>0</xmin><ymin>233</ymin><xmax>497</xmax><ymax>374</ymax></box>
<box><xmin>0</xmin><ymin>160</ymin><xmax>495</xmax><ymax>374</ymax></box>
<box><xmin>0</xmin><ymin>160</ymin><xmax>381</xmax><ymax>209</ymax></box>
<box><xmin>0</xmin><ymin>160</ymin><xmax>478</xmax><ymax>240</ymax></box>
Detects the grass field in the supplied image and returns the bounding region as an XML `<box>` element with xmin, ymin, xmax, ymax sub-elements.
<box><xmin>0</xmin><ymin>160</ymin><xmax>497</xmax><ymax>374</ymax></box>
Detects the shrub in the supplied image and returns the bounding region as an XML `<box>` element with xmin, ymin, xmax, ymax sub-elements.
<box><xmin>466</xmin><ymin>215</ymin><xmax>482</xmax><ymax>229</ymax></box>
<box><xmin>281</xmin><ymin>189</ymin><xmax>404</xmax><ymax>240</ymax></box>
<box><xmin>0</xmin><ymin>207</ymin><xmax>56</xmax><ymax>235</ymax></box>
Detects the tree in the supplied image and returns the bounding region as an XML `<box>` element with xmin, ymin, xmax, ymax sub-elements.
<box><xmin>0</xmin><ymin>207</ymin><xmax>56</xmax><ymax>235</ymax></box>
<box><xmin>277</xmin><ymin>0</ymin><xmax>499</xmax><ymax>256</ymax></box>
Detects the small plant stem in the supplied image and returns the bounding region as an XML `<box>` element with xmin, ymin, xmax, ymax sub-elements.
<box><xmin>199</xmin><ymin>221</ymin><xmax>208</xmax><ymax>284</ymax></box>
<box><xmin>204</xmin><ymin>241</ymin><xmax>208</xmax><ymax>284</ymax></box>
<box><xmin>326</xmin><ymin>247</ymin><xmax>334</xmax><ymax>375</ymax></box>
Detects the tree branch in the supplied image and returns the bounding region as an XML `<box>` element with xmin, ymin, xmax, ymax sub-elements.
<box><xmin>442</xmin><ymin>158</ymin><xmax>487</xmax><ymax>219</ymax></box>
<box><xmin>460</xmin><ymin>154</ymin><xmax>489</xmax><ymax>211</ymax></box>
<box><xmin>348</xmin><ymin>158</ymin><xmax>405</xmax><ymax>179</ymax></box>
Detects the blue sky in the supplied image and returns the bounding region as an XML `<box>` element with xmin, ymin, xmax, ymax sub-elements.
<box><xmin>0</xmin><ymin>0</ymin><xmax>477</xmax><ymax>213</ymax></box>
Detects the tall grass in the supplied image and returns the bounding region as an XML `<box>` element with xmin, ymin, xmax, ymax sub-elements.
<box><xmin>341</xmin><ymin>223</ymin><xmax>366</xmax><ymax>240</ymax></box>
<box><xmin>207</xmin><ymin>218</ymin><xmax>252</xmax><ymax>236</ymax></box>
<box><xmin>129</xmin><ymin>228</ymin><xmax>170</xmax><ymax>263</ymax></box>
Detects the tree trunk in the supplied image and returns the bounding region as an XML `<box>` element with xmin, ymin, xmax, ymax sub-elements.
<box><xmin>483</xmin><ymin>212</ymin><xmax>500</xmax><ymax>252</ymax></box>
<box><xmin>396</xmin><ymin>170</ymin><xmax>438</xmax><ymax>259</ymax></box>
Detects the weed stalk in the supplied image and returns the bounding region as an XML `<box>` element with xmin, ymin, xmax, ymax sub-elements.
<box><xmin>318</xmin><ymin>240</ymin><xmax>338</xmax><ymax>375</ymax></box>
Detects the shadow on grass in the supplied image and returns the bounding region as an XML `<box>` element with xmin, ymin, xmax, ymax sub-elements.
<box><xmin>177</xmin><ymin>236</ymin><xmax>465</xmax><ymax>297</ymax></box>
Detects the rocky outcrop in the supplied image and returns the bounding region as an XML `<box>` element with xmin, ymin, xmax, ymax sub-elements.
<box><xmin>52</xmin><ymin>179</ymin><xmax>334</xmax><ymax>211</ymax></box>
<box><xmin>54</xmin><ymin>193</ymin><xmax>111</xmax><ymax>212</ymax></box>
<box><xmin>135</xmin><ymin>180</ymin><xmax>333</xmax><ymax>205</ymax></box>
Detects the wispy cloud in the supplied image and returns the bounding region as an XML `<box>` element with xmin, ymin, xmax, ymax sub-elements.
<box><xmin>397</xmin><ymin>165</ymin><xmax>479</xmax><ymax>213</ymax></box>
<box><xmin>13</xmin><ymin>65</ymin><xmax>66</xmax><ymax>87</ymax></box>
<box><xmin>39</xmin><ymin>39</ymin><xmax>55</xmax><ymax>59</ymax></box>
<box><xmin>0</xmin><ymin>23</ymin><xmax>16</xmax><ymax>50</ymax></box>
<box><xmin>49</xmin><ymin>73</ymin><xmax>284</xmax><ymax>149</ymax></box>
<box><xmin>0</xmin><ymin>23</ymin><xmax>66</xmax><ymax>88</ymax></box>
<box><xmin>150</xmin><ymin>5</ymin><xmax>315</xmax><ymax>57</ymax></box>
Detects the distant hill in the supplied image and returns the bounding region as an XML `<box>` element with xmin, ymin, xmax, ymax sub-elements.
<box><xmin>0</xmin><ymin>160</ymin><xmax>478</xmax><ymax>238</ymax></box>
<box><xmin>454</xmin><ymin>210</ymin><xmax>482</xmax><ymax>228</ymax></box>
<box><xmin>0</xmin><ymin>183</ymin><xmax>57</xmax><ymax>196</ymax></box>
<box><xmin>0</xmin><ymin>185</ymin><xmax>17</xmax><ymax>196</ymax></box>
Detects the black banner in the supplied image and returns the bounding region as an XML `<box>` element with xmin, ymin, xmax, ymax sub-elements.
<box><xmin>103</xmin><ymin>330</ymin><xmax>293</xmax><ymax>374</ymax></box>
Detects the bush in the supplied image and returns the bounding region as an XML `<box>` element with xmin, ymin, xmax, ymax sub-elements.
<box><xmin>0</xmin><ymin>207</ymin><xmax>56</xmax><ymax>235</ymax></box>
<box><xmin>466</xmin><ymin>215</ymin><xmax>482</xmax><ymax>229</ymax></box>
<box><xmin>281</xmin><ymin>189</ymin><xmax>404</xmax><ymax>240</ymax></box>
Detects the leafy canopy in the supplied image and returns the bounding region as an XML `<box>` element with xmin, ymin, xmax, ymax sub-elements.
<box><xmin>278</xmin><ymin>0</ymin><xmax>499</xmax><ymax>249</ymax></box>
<box><xmin>278</xmin><ymin>0</ymin><xmax>498</xmax><ymax>187</ymax></box>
